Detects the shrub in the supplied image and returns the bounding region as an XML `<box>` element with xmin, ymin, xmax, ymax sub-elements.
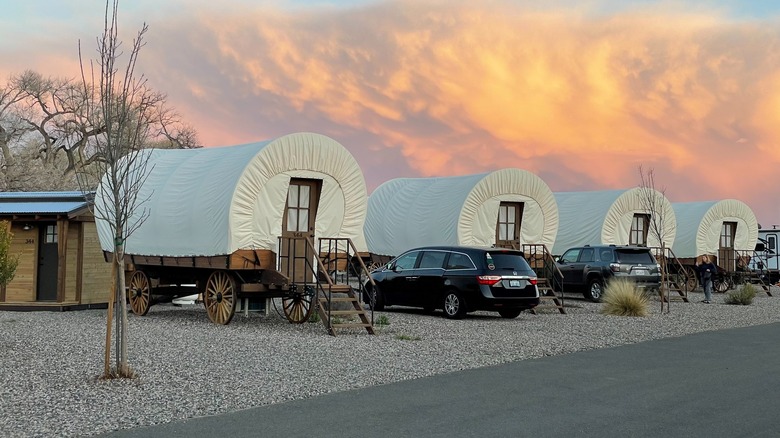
<box><xmin>0</xmin><ymin>221</ymin><xmax>20</xmax><ymax>288</ymax></box>
<box><xmin>307</xmin><ymin>307</ymin><xmax>320</xmax><ymax>323</ymax></box>
<box><xmin>725</xmin><ymin>284</ymin><xmax>756</xmax><ymax>305</ymax></box>
<box><xmin>375</xmin><ymin>314</ymin><xmax>390</xmax><ymax>326</ymax></box>
<box><xmin>601</xmin><ymin>278</ymin><xmax>649</xmax><ymax>317</ymax></box>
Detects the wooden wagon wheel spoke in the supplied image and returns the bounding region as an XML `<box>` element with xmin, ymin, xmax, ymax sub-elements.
<box><xmin>128</xmin><ymin>271</ymin><xmax>151</xmax><ymax>316</ymax></box>
<box><xmin>204</xmin><ymin>271</ymin><xmax>236</xmax><ymax>325</ymax></box>
<box><xmin>282</xmin><ymin>286</ymin><xmax>314</xmax><ymax>324</ymax></box>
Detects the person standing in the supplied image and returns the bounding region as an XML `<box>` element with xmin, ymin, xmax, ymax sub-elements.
<box><xmin>698</xmin><ymin>255</ymin><xmax>716</xmax><ymax>304</ymax></box>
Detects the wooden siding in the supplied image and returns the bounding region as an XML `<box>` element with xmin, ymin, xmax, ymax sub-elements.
<box><xmin>5</xmin><ymin>224</ymin><xmax>38</xmax><ymax>302</ymax></box>
<box><xmin>79</xmin><ymin>222</ymin><xmax>112</xmax><ymax>304</ymax></box>
<box><xmin>64</xmin><ymin>224</ymin><xmax>80</xmax><ymax>302</ymax></box>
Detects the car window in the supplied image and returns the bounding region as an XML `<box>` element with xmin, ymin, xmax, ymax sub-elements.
<box><xmin>393</xmin><ymin>251</ymin><xmax>420</xmax><ymax>270</ymax></box>
<box><xmin>580</xmin><ymin>248</ymin><xmax>595</xmax><ymax>263</ymax></box>
<box><xmin>599</xmin><ymin>249</ymin><xmax>613</xmax><ymax>262</ymax></box>
<box><xmin>615</xmin><ymin>250</ymin><xmax>654</xmax><ymax>264</ymax></box>
<box><xmin>488</xmin><ymin>252</ymin><xmax>535</xmax><ymax>274</ymax></box>
<box><xmin>559</xmin><ymin>249</ymin><xmax>580</xmax><ymax>263</ymax></box>
<box><xmin>419</xmin><ymin>251</ymin><xmax>447</xmax><ymax>269</ymax></box>
<box><xmin>446</xmin><ymin>252</ymin><xmax>475</xmax><ymax>270</ymax></box>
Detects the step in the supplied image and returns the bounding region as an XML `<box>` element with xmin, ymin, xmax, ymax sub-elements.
<box><xmin>321</xmin><ymin>309</ymin><xmax>366</xmax><ymax>316</ymax></box>
<box><xmin>322</xmin><ymin>285</ymin><xmax>353</xmax><ymax>294</ymax></box>
<box><xmin>331</xmin><ymin>322</ymin><xmax>373</xmax><ymax>329</ymax></box>
<box><xmin>318</xmin><ymin>296</ymin><xmax>359</xmax><ymax>303</ymax></box>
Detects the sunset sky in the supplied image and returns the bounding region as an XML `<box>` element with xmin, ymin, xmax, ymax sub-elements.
<box><xmin>2</xmin><ymin>0</ymin><xmax>780</xmax><ymax>227</ymax></box>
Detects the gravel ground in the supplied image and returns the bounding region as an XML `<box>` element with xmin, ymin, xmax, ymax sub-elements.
<box><xmin>1</xmin><ymin>286</ymin><xmax>779</xmax><ymax>437</ymax></box>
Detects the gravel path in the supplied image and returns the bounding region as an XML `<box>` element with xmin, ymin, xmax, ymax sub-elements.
<box><xmin>1</xmin><ymin>287</ymin><xmax>779</xmax><ymax>437</ymax></box>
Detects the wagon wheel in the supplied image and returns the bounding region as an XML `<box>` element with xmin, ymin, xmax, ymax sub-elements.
<box><xmin>683</xmin><ymin>265</ymin><xmax>698</xmax><ymax>292</ymax></box>
<box><xmin>204</xmin><ymin>271</ymin><xmax>237</xmax><ymax>325</ymax></box>
<box><xmin>282</xmin><ymin>285</ymin><xmax>315</xmax><ymax>324</ymax></box>
<box><xmin>128</xmin><ymin>270</ymin><xmax>151</xmax><ymax>316</ymax></box>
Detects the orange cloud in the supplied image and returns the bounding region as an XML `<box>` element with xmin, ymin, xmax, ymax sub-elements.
<box><xmin>3</xmin><ymin>1</ymin><xmax>780</xmax><ymax>224</ymax></box>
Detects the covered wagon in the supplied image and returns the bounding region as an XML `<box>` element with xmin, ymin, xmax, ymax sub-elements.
<box><xmin>552</xmin><ymin>188</ymin><xmax>677</xmax><ymax>255</ymax></box>
<box><xmin>672</xmin><ymin>199</ymin><xmax>760</xmax><ymax>291</ymax></box>
<box><xmin>364</xmin><ymin>168</ymin><xmax>559</xmax><ymax>259</ymax></box>
<box><xmin>95</xmin><ymin>132</ymin><xmax>374</xmax><ymax>332</ymax></box>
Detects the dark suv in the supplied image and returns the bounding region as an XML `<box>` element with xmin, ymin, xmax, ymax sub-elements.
<box><xmin>365</xmin><ymin>246</ymin><xmax>540</xmax><ymax>319</ymax></box>
<box><xmin>555</xmin><ymin>245</ymin><xmax>661</xmax><ymax>302</ymax></box>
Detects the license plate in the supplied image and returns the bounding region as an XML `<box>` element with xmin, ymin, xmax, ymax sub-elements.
<box><xmin>509</xmin><ymin>279</ymin><xmax>523</xmax><ymax>287</ymax></box>
<box><xmin>633</xmin><ymin>269</ymin><xmax>648</xmax><ymax>276</ymax></box>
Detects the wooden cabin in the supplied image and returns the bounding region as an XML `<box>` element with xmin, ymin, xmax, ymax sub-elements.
<box><xmin>0</xmin><ymin>191</ymin><xmax>112</xmax><ymax>310</ymax></box>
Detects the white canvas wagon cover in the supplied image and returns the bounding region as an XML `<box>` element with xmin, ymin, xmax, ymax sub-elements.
<box><xmin>671</xmin><ymin>199</ymin><xmax>758</xmax><ymax>258</ymax></box>
<box><xmin>552</xmin><ymin>188</ymin><xmax>676</xmax><ymax>255</ymax></box>
<box><xmin>95</xmin><ymin>132</ymin><xmax>368</xmax><ymax>257</ymax></box>
<box><xmin>364</xmin><ymin>168</ymin><xmax>559</xmax><ymax>257</ymax></box>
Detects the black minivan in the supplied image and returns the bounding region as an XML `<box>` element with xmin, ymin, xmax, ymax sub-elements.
<box><xmin>365</xmin><ymin>246</ymin><xmax>540</xmax><ymax>319</ymax></box>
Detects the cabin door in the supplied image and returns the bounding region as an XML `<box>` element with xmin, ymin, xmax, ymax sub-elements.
<box><xmin>629</xmin><ymin>214</ymin><xmax>650</xmax><ymax>246</ymax></box>
<box><xmin>495</xmin><ymin>202</ymin><xmax>523</xmax><ymax>249</ymax></box>
<box><xmin>718</xmin><ymin>221</ymin><xmax>737</xmax><ymax>272</ymax></box>
<box><xmin>281</xmin><ymin>179</ymin><xmax>322</xmax><ymax>283</ymax></box>
<box><xmin>36</xmin><ymin>223</ymin><xmax>58</xmax><ymax>301</ymax></box>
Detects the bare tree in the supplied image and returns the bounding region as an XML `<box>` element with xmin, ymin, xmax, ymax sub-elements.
<box><xmin>78</xmin><ymin>0</ymin><xmax>164</xmax><ymax>378</ymax></box>
<box><xmin>637</xmin><ymin>165</ymin><xmax>672</xmax><ymax>312</ymax></box>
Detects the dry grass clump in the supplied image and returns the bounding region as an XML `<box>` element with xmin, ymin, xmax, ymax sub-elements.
<box><xmin>601</xmin><ymin>278</ymin><xmax>649</xmax><ymax>317</ymax></box>
<box><xmin>725</xmin><ymin>283</ymin><xmax>757</xmax><ymax>305</ymax></box>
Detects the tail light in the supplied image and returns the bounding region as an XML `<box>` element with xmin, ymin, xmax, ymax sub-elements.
<box><xmin>610</xmin><ymin>263</ymin><xmax>620</xmax><ymax>272</ymax></box>
<box><xmin>477</xmin><ymin>275</ymin><xmax>502</xmax><ymax>286</ymax></box>
<box><xmin>529</xmin><ymin>278</ymin><xmax>538</xmax><ymax>285</ymax></box>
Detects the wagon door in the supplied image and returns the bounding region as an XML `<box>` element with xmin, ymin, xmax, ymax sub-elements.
<box><xmin>280</xmin><ymin>178</ymin><xmax>322</xmax><ymax>283</ymax></box>
<box><xmin>495</xmin><ymin>202</ymin><xmax>523</xmax><ymax>249</ymax></box>
<box><xmin>718</xmin><ymin>221</ymin><xmax>737</xmax><ymax>272</ymax></box>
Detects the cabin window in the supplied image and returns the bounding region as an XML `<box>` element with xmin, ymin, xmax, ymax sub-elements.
<box><xmin>720</xmin><ymin>222</ymin><xmax>736</xmax><ymax>249</ymax></box>
<box><xmin>769</xmin><ymin>236</ymin><xmax>777</xmax><ymax>252</ymax></box>
<box><xmin>629</xmin><ymin>214</ymin><xmax>649</xmax><ymax>245</ymax></box>
<box><xmin>45</xmin><ymin>225</ymin><xmax>57</xmax><ymax>244</ymax></box>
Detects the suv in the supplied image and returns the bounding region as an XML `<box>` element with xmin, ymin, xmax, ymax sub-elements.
<box><xmin>555</xmin><ymin>245</ymin><xmax>661</xmax><ymax>302</ymax></box>
<box><xmin>365</xmin><ymin>246</ymin><xmax>540</xmax><ymax>319</ymax></box>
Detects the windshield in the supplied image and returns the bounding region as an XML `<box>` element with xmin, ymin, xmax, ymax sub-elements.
<box><xmin>487</xmin><ymin>253</ymin><xmax>535</xmax><ymax>274</ymax></box>
<box><xmin>616</xmin><ymin>250</ymin><xmax>654</xmax><ymax>264</ymax></box>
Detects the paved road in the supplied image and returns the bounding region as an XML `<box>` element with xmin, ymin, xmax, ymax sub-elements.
<box><xmin>105</xmin><ymin>323</ymin><xmax>780</xmax><ymax>437</ymax></box>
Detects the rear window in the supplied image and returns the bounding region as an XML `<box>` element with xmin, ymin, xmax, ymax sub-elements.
<box><xmin>615</xmin><ymin>250</ymin><xmax>654</xmax><ymax>264</ymax></box>
<box><xmin>486</xmin><ymin>252</ymin><xmax>534</xmax><ymax>274</ymax></box>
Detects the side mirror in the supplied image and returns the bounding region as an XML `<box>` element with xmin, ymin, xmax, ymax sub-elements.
<box><xmin>392</xmin><ymin>265</ymin><xmax>402</xmax><ymax>273</ymax></box>
<box><xmin>755</xmin><ymin>243</ymin><xmax>766</xmax><ymax>252</ymax></box>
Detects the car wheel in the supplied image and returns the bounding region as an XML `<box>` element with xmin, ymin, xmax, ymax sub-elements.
<box><xmin>585</xmin><ymin>278</ymin><xmax>603</xmax><ymax>302</ymax></box>
<box><xmin>366</xmin><ymin>284</ymin><xmax>385</xmax><ymax>311</ymax></box>
<box><xmin>443</xmin><ymin>290</ymin><xmax>467</xmax><ymax>319</ymax></box>
<box><xmin>498</xmin><ymin>309</ymin><xmax>522</xmax><ymax>319</ymax></box>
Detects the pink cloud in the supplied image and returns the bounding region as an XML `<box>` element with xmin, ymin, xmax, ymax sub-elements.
<box><xmin>3</xmin><ymin>1</ymin><xmax>780</xmax><ymax>225</ymax></box>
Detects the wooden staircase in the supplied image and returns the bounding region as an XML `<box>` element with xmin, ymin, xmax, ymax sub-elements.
<box><xmin>522</xmin><ymin>244</ymin><xmax>566</xmax><ymax>314</ymax></box>
<box><xmin>733</xmin><ymin>250</ymin><xmax>773</xmax><ymax>297</ymax></box>
<box><xmin>317</xmin><ymin>238</ymin><xmax>376</xmax><ymax>336</ymax></box>
<box><xmin>651</xmin><ymin>246</ymin><xmax>691</xmax><ymax>304</ymax></box>
<box><xmin>317</xmin><ymin>284</ymin><xmax>375</xmax><ymax>336</ymax></box>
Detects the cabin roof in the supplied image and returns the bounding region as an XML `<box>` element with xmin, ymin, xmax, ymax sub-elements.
<box><xmin>0</xmin><ymin>191</ymin><xmax>91</xmax><ymax>216</ymax></box>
